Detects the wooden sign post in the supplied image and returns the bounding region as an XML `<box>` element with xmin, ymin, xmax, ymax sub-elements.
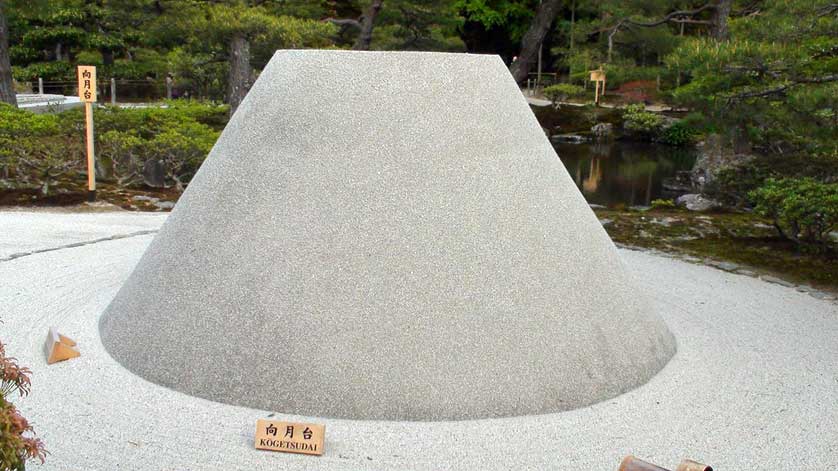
<box><xmin>255</xmin><ymin>419</ymin><xmax>325</xmax><ymax>456</ymax></box>
<box><xmin>590</xmin><ymin>67</ymin><xmax>606</xmax><ymax>106</ymax></box>
<box><xmin>77</xmin><ymin>65</ymin><xmax>97</xmax><ymax>202</ymax></box>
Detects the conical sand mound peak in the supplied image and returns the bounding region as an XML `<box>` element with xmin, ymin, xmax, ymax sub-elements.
<box><xmin>100</xmin><ymin>50</ymin><xmax>675</xmax><ymax>421</ymax></box>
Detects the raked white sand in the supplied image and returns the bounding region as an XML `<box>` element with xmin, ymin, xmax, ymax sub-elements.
<box><xmin>1</xmin><ymin>210</ymin><xmax>836</xmax><ymax>470</ymax></box>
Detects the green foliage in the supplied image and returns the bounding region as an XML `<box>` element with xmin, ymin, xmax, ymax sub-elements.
<box><xmin>5</xmin><ymin>0</ymin><xmax>337</xmax><ymax>100</ymax></box>
<box><xmin>363</xmin><ymin>0</ymin><xmax>465</xmax><ymax>51</ymax></box>
<box><xmin>621</xmin><ymin>103</ymin><xmax>664</xmax><ymax>139</ymax></box>
<box><xmin>543</xmin><ymin>83</ymin><xmax>585</xmax><ymax>104</ymax></box>
<box><xmin>161</xmin><ymin>100</ymin><xmax>230</xmax><ymax>130</ymax></box>
<box><xmin>749</xmin><ymin>178</ymin><xmax>838</xmax><ymax>245</ymax></box>
<box><xmin>0</xmin><ymin>102</ymin><xmax>224</xmax><ymax>194</ymax></box>
<box><xmin>661</xmin><ymin>120</ymin><xmax>696</xmax><ymax>147</ymax></box>
<box><xmin>91</xmin><ymin>103</ymin><xmax>221</xmax><ymax>188</ymax></box>
<box><xmin>621</xmin><ymin>104</ymin><xmax>697</xmax><ymax>146</ymax></box>
<box><xmin>561</xmin><ymin>48</ymin><xmax>602</xmax><ymax>84</ymax></box>
<box><xmin>0</xmin><ymin>104</ymin><xmax>60</xmax><ymax>137</ymax></box>
<box><xmin>650</xmin><ymin>198</ymin><xmax>676</xmax><ymax>210</ymax></box>
<box><xmin>165</xmin><ymin>48</ymin><xmax>227</xmax><ymax>100</ymax></box>
<box><xmin>665</xmin><ymin>0</ymin><xmax>838</xmax><ymax>158</ymax></box>
<box><xmin>110</xmin><ymin>48</ymin><xmax>168</xmax><ymax>80</ymax></box>
<box><xmin>0</xmin><ymin>104</ymin><xmax>80</xmax><ymax>195</ymax></box>
<box><xmin>455</xmin><ymin>0</ymin><xmax>537</xmax><ymax>41</ymax></box>
<box><xmin>12</xmin><ymin>60</ymin><xmax>73</xmax><ymax>82</ymax></box>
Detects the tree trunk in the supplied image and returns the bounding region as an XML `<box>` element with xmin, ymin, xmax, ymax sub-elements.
<box><xmin>710</xmin><ymin>0</ymin><xmax>732</xmax><ymax>41</ymax></box>
<box><xmin>227</xmin><ymin>34</ymin><xmax>252</xmax><ymax>115</ymax></box>
<box><xmin>353</xmin><ymin>0</ymin><xmax>383</xmax><ymax>51</ymax></box>
<box><xmin>607</xmin><ymin>25</ymin><xmax>618</xmax><ymax>62</ymax></box>
<box><xmin>0</xmin><ymin>2</ymin><xmax>16</xmax><ymax>106</ymax></box>
<box><xmin>509</xmin><ymin>0</ymin><xmax>563</xmax><ymax>84</ymax></box>
<box><xmin>102</xmin><ymin>49</ymin><xmax>114</xmax><ymax>67</ymax></box>
<box><xmin>569</xmin><ymin>0</ymin><xmax>575</xmax><ymax>52</ymax></box>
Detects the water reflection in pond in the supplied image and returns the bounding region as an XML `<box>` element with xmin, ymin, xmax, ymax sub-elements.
<box><xmin>555</xmin><ymin>141</ymin><xmax>697</xmax><ymax>208</ymax></box>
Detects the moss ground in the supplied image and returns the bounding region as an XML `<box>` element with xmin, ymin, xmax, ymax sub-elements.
<box><xmin>598</xmin><ymin>208</ymin><xmax>837</xmax><ymax>291</ymax></box>
<box><xmin>0</xmin><ymin>175</ymin><xmax>178</xmax><ymax>211</ymax></box>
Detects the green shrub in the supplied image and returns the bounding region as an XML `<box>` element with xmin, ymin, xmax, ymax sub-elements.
<box><xmin>749</xmin><ymin>178</ymin><xmax>838</xmax><ymax>245</ymax></box>
<box><xmin>661</xmin><ymin>121</ymin><xmax>696</xmax><ymax>147</ymax></box>
<box><xmin>543</xmin><ymin>83</ymin><xmax>586</xmax><ymax>106</ymax></box>
<box><xmin>1</xmin><ymin>101</ymin><xmax>225</xmax><ymax>195</ymax></box>
<box><xmin>0</xmin><ymin>104</ymin><xmax>80</xmax><ymax>194</ymax></box>
<box><xmin>12</xmin><ymin>60</ymin><xmax>74</xmax><ymax>82</ymax></box>
<box><xmin>622</xmin><ymin>103</ymin><xmax>665</xmax><ymax>140</ymax></box>
<box><xmin>98</xmin><ymin>130</ymin><xmax>146</xmax><ymax>187</ymax></box>
<box><xmin>711</xmin><ymin>163</ymin><xmax>773</xmax><ymax>206</ymax></box>
<box><xmin>161</xmin><ymin>100</ymin><xmax>229</xmax><ymax>130</ymax></box>
<box><xmin>96</xmin><ymin>104</ymin><xmax>221</xmax><ymax>189</ymax></box>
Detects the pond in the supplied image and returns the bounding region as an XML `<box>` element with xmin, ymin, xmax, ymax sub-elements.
<box><xmin>532</xmin><ymin>104</ymin><xmax>697</xmax><ymax>208</ymax></box>
<box><xmin>554</xmin><ymin>140</ymin><xmax>697</xmax><ymax>208</ymax></box>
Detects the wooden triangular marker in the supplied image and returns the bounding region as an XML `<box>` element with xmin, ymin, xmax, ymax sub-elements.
<box><xmin>44</xmin><ymin>327</ymin><xmax>80</xmax><ymax>364</ymax></box>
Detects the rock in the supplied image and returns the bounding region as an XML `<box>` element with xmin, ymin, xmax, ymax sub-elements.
<box><xmin>591</xmin><ymin>123</ymin><xmax>613</xmax><ymax>139</ymax></box>
<box><xmin>661</xmin><ymin>178</ymin><xmax>692</xmax><ymax>193</ymax></box>
<box><xmin>707</xmin><ymin>260</ymin><xmax>739</xmax><ymax>272</ymax></box>
<box><xmin>690</xmin><ymin>134</ymin><xmax>756</xmax><ymax>191</ymax></box>
<box><xmin>598</xmin><ymin>218</ymin><xmax>613</xmax><ymax>226</ymax></box>
<box><xmin>810</xmin><ymin>291</ymin><xmax>836</xmax><ymax>301</ymax></box>
<box><xmin>142</xmin><ymin>159</ymin><xmax>166</xmax><ymax>188</ymax></box>
<box><xmin>154</xmin><ymin>200</ymin><xmax>175</xmax><ymax>210</ymax></box>
<box><xmin>551</xmin><ymin>133</ymin><xmax>589</xmax><ymax>144</ymax></box>
<box><xmin>132</xmin><ymin>195</ymin><xmax>158</xmax><ymax>202</ymax></box>
<box><xmin>650</xmin><ymin>217</ymin><xmax>678</xmax><ymax>227</ymax></box>
<box><xmin>676</xmin><ymin>194</ymin><xmax>722</xmax><ymax>212</ymax></box>
<box><xmin>662</xmin><ymin>170</ymin><xmax>694</xmax><ymax>193</ymax></box>
<box><xmin>760</xmin><ymin>275</ymin><xmax>795</xmax><ymax>288</ymax></box>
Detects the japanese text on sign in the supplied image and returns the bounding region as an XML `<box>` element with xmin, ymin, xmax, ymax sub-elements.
<box><xmin>255</xmin><ymin>419</ymin><xmax>325</xmax><ymax>456</ymax></box>
<box><xmin>77</xmin><ymin>66</ymin><xmax>97</xmax><ymax>103</ymax></box>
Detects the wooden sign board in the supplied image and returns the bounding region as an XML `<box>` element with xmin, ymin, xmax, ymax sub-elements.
<box><xmin>44</xmin><ymin>328</ymin><xmax>80</xmax><ymax>364</ymax></box>
<box><xmin>255</xmin><ymin>419</ymin><xmax>325</xmax><ymax>456</ymax></box>
<box><xmin>77</xmin><ymin>66</ymin><xmax>97</xmax><ymax>102</ymax></box>
<box><xmin>590</xmin><ymin>70</ymin><xmax>605</xmax><ymax>82</ymax></box>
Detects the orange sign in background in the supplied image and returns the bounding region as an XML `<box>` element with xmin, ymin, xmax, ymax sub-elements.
<box><xmin>254</xmin><ymin>419</ymin><xmax>325</xmax><ymax>456</ymax></box>
<box><xmin>77</xmin><ymin>65</ymin><xmax>97</xmax><ymax>102</ymax></box>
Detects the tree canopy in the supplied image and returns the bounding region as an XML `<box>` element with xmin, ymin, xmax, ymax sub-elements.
<box><xmin>1</xmin><ymin>0</ymin><xmax>836</xmax><ymax>163</ymax></box>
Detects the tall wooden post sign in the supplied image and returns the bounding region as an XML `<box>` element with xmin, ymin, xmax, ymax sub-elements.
<box><xmin>590</xmin><ymin>67</ymin><xmax>606</xmax><ymax>106</ymax></box>
<box><xmin>77</xmin><ymin>66</ymin><xmax>97</xmax><ymax>202</ymax></box>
